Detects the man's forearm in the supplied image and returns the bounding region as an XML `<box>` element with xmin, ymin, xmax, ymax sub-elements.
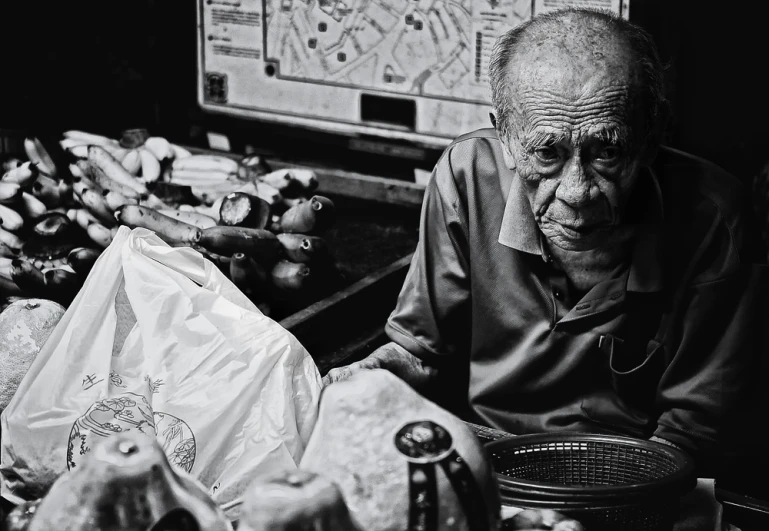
<box><xmin>363</xmin><ymin>341</ymin><xmax>438</xmax><ymax>390</ymax></box>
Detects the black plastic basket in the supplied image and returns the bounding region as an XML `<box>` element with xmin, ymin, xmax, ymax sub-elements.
<box><xmin>486</xmin><ymin>433</ymin><xmax>696</xmax><ymax>531</ymax></box>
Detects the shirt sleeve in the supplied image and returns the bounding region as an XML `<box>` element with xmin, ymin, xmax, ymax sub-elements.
<box><xmin>385</xmin><ymin>152</ymin><xmax>471</xmax><ymax>363</ymax></box>
<box><xmin>653</xmin><ymin>213</ymin><xmax>767</xmax><ymax>461</ymax></box>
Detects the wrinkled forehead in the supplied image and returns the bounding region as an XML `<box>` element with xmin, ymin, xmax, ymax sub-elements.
<box><xmin>508</xmin><ymin>29</ymin><xmax>644</xmax><ymax>120</ymax></box>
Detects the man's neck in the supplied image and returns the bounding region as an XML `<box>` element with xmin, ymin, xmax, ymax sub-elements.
<box><xmin>547</xmin><ymin>231</ymin><xmax>635</xmax><ymax>293</ymax></box>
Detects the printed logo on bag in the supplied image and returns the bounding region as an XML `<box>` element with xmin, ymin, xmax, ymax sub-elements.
<box><xmin>66</xmin><ymin>392</ymin><xmax>197</xmax><ymax>473</ymax></box>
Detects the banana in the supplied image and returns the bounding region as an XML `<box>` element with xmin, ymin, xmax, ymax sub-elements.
<box><xmin>66</xmin><ymin>208</ymin><xmax>78</xmax><ymax>222</ymax></box>
<box><xmin>287</xmin><ymin>168</ymin><xmax>319</xmax><ymax>192</ymax></box>
<box><xmin>88</xmin><ymin>145</ymin><xmax>147</xmax><ymax>195</ymax></box>
<box><xmin>24</xmin><ymin>137</ymin><xmax>57</xmax><ymax>177</ymax></box>
<box><xmin>20</xmin><ymin>192</ymin><xmax>48</xmax><ymax>219</ymax></box>
<box><xmin>184</xmin><ymin>203</ymin><xmax>221</xmax><ymax>221</ymax></box>
<box><xmin>252</xmin><ymin>182</ymin><xmax>283</xmax><ymax>205</ymax></box>
<box><xmin>172</xmin><ymin>154</ymin><xmax>239</xmax><ymax>174</ymax></box>
<box><xmin>99</xmin><ymin>143</ymin><xmax>130</xmax><ymax>161</ymax></box>
<box><xmin>158</xmin><ymin>209</ymin><xmax>217</xmax><ymax>229</ymax></box>
<box><xmin>0</xmin><ymin>204</ymin><xmax>24</xmax><ymax>231</ymax></box>
<box><xmin>169</xmin><ymin>143</ymin><xmax>192</xmax><ymax>159</ymax></box>
<box><xmin>139</xmin><ymin>194</ymin><xmax>171</xmax><ymax>210</ymax></box>
<box><xmin>31</xmin><ymin>174</ymin><xmax>62</xmax><ymax>208</ymax></box>
<box><xmin>0</xmin><ymin>227</ymin><xmax>23</xmax><ymax>251</ymax></box>
<box><xmin>75</xmin><ymin>208</ymin><xmax>99</xmax><ymax>231</ymax></box>
<box><xmin>0</xmin><ymin>275</ymin><xmax>23</xmax><ymax>295</ymax></box>
<box><xmin>43</xmin><ymin>268</ymin><xmax>81</xmax><ymax>304</ymax></box>
<box><xmin>2</xmin><ymin>161</ymin><xmax>38</xmax><ymax>187</ymax></box>
<box><xmin>11</xmin><ymin>259</ymin><xmax>46</xmax><ymax>295</ymax></box>
<box><xmin>66</xmin><ymin>144</ymin><xmax>89</xmax><ymax>159</ymax></box>
<box><xmin>73</xmin><ymin>181</ymin><xmax>114</xmax><ymax>225</ymax></box>
<box><xmin>189</xmin><ymin>182</ymin><xmax>243</xmax><ymax>206</ymax></box>
<box><xmin>143</xmin><ymin>137</ymin><xmax>173</xmax><ymax>161</ymax></box>
<box><xmin>0</xmin><ymin>182</ymin><xmax>22</xmax><ymax>204</ymax></box>
<box><xmin>121</xmin><ymin>149</ymin><xmax>142</xmax><ymax>176</ymax></box>
<box><xmin>60</xmin><ymin>137</ymin><xmax>90</xmax><ymax>150</ymax></box>
<box><xmin>67</xmin><ymin>247</ymin><xmax>101</xmax><ymax>277</ymax></box>
<box><xmin>1</xmin><ymin>157</ymin><xmax>23</xmax><ymax>173</ymax></box>
<box><xmin>63</xmin><ymin>130</ymin><xmax>117</xmax><ymax>145</ymax></box>
<box><xmin>0</xmin><ymin>242</ymin><xmax>19</xmax><ymax>258</ymax></box>
<box><xmin>0</xmin><ymin>256</ymin><xmax>15</xmax><ymax>281</ymax></box>
<box><xmin>43</xmin><ymin>264</ymin><xmax>77</xmax><ymax>275</ymax></box>
<box><xmin>57</xmin><ymin>179</ymin><xmax>73</xmax><ymax>201</ymax></box>
<box><xmin>138</xmin><ymin>148</ymin><xmax>161</xmax><ymax>183</ymax></box>
<box><xmin>87</xmin><ymin>222</ymin><xmax>114</xmax><ymax>248</ymax></box>
<box><xmin>103</xmin><ymin>189</ymin><xmax>136</xmax><ymax>211</ymax></box>
<box><xmin>170</xmin><ymin>169</ymin><xmax>235</xmax><ymax>185</ymax></box>
<box><xmin>115</xmin><ymin>205</ymin><xmax>202</xmax><ymax>244</ymax></box>
<box><xmin>260</xmin><ymin>170</ymin><xmax>302</xmax><ymax>194</ymax></box>
<box><xmin>69</xmin><ymin>163</ymin><xmax>84</xmax><ymax>178</ymax></box>
<box><xmin>81</xmin><ymin>160</ymin><xmax>141</xmax><ymax>200</ymax></box>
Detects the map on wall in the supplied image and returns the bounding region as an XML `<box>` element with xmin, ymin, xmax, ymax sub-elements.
<box><xmin>198</xmin><ymin>0</ymin><xmax>628</xmax><ymax>144</ymax></box>
<box><xmin>262</xmin><ymin>0</ymin><xmax>533</xmax><ymax>105</ymax></box>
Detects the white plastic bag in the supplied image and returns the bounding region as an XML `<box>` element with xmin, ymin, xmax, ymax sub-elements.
<box><xmin>1</xmin><ymin>227</ymin><xmax>322</xmax><ymax>514</ymax></box>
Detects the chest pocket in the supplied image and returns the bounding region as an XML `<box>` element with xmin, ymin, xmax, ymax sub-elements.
<box><xmin>580</xmin><ymin>296</ymin><xmax>668</xmax><ymax>436</ymax></box>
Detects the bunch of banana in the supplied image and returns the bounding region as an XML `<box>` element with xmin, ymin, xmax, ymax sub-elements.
<box><xmin>59</xmin><ymin>129</ymin><xmax>191</xmax><ymax>185</ymax></box>
<box><xmin>1</xmin><ymin>128</ymin><xmax>341</xmax><ymax>316</ymax></box>
<box><xmin>168</xmin><ymin>154</ymin><xmax>248</xmax><ymax>205</ymax></box>
<box><xmin>0</xmin><ymin>139</ymin><xmax>88</xmax><ymax>305</ymax></box>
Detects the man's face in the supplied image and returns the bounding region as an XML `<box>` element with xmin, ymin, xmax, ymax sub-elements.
<box><xmin>498</xmin><ymin>34</ymin><xmax>651</xmax><ymax>252</ymax></box>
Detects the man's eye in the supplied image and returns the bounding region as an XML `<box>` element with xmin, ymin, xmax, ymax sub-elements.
<box><xmin>595</xmin><ymin>146</ymin><xmax>621</xmax><ymax>161</ymax></box>
<box><xmin>534</xmin><ymin>147</ymin><xmax>559</xmax><ymax>162</ymax></box>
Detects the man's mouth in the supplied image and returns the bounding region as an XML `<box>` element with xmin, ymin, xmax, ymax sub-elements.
<box><xmin>555</xmin><ymin>222</ymin><xmax>607</xmax><ymax>239</ymax></box>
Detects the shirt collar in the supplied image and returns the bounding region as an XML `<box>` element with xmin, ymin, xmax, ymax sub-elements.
<box><xmin>497</xmin><ymin>166</ymin><xmax>665</xmax><ymax>293</ymax></box>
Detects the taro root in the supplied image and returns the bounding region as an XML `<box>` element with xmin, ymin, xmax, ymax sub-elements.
<box><xmin>238</xmin><ymin>469</ymin><xmax>360</xmax><ymax>531</ymax></box>
<box><xmin>28</xmin><ymin>431</ymin><xmax>232</xmax><ymax>531</ymax></box>
<box><xmin>219</xmin><ymin>192</ymin><xmax>271</xmax><ymax>229</ymax></box>
<box><xmin>0</xmin><ymin>298</ymin><xmax>66</xmax><ymax>413</ymax></box>
<box><xmin>300</xmin><ymin>369</ymin><xmax>502</xmax><ymax>531</ymax></box>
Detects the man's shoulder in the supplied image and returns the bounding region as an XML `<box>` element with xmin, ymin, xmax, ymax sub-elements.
<box><xmin>655</xmin><ymin>146</ymin><xmax>745</xmax><ymax>221</ymax></box>
<box><xmin>655</xmin><ymin>147</ymin><xmax>752</xmax><ymax>280</ymax></box>
<box><xmin>449</xmin><ymin>128</ymin><xmax>500</xmax><ymax>146</ymax></box>
<box><xmin>431</xmin><ymin>128</ymin><xmax>509</xmax><ymax>194</ymax></box>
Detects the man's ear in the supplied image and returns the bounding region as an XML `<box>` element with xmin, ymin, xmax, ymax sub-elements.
<box><xmin>499</xmin><ymin>139</ymin><xmax>517</xmax><ymax>171</ymax></box>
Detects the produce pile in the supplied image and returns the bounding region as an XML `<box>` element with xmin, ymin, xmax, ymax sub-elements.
<box><xmin>0</xmin><ymin>129</ymin><xmax>339</xmax><ymax>315</ymax></box>
<box><xmin>0</xmin><ymin>369</ymin><xmax>586</xmax><ymax>531</ymax></box>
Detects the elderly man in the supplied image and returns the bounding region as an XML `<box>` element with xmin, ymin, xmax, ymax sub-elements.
<box><xmin>324</xmin><ymin>8</ymin><xmax>761</xmax><ymax>466</ymax></box>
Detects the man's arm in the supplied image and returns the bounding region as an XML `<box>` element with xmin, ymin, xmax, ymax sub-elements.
<box><xmin>323</xmin><ymin>143</ymin><xmax>471</xmax><ymax>398</ymax></box>
<box><xmin>322</xmin><ymin>342</ymin><xmax>438</xmax><ymax>390</ymax></box>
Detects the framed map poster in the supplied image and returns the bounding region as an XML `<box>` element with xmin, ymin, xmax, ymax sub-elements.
<box><xmin>197</xmin><ymin>1</ymin><xmax>629</xmax><ymax>148</ymax></box>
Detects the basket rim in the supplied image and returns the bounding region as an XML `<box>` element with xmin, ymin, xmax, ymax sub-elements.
<box><xmin>487</xmin><ymin>432</ymin><xmax>696</xmax><ymax>502</ymax></box>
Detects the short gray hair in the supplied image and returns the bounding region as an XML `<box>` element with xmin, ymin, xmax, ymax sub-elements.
<box><xmin>489</xmin><ymin>8</ymin><xmax>667</xmax><ymax>143</ymax></box>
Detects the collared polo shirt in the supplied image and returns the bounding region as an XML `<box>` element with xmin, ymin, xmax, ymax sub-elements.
<box><xmin>385</xmin><ymin>128</ymin><xmax>761</xmax><ymax>456</ymax></box>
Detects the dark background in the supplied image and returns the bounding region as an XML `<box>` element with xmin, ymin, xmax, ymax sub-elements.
<box><xmin>0</xmin><ymin>1</ymin><xmax>766</xmax><ymax>182</ymax></box>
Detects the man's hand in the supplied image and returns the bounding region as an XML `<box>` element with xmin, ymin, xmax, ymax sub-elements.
<box><xmin>321</xmin><ymin>342</ymin><xmax>438</xmax><ymax>390</ymax></box>
<box><xmin>322</xmin><ymin>357</ymin><xmax>382</xmax><ymax>387</ymax></box>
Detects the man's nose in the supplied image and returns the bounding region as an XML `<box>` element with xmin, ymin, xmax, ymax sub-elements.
<box><xmin>555</xmin><ymin>159</ymin><xmax>592</xmax><ymax>207</ymax></box>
